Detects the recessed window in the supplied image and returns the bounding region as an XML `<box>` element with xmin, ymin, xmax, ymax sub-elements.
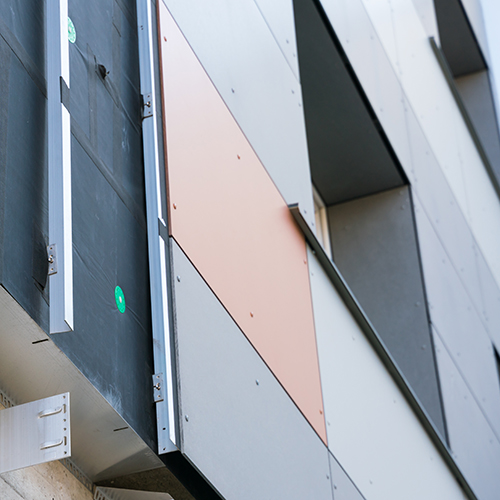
<box><xmin>313</xmin><ymin>185</ymin><xmax>332</xmax><ymax>259</ymax></box>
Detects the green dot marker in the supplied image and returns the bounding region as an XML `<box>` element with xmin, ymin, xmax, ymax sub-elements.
<box><xmin>68</xmin><ymin>17</ymin><xmax>76</xmax><ymax>44</ymax></box>
<box><xmin>115</xmin><ymin>286</ymin><xmax>126</xmax><ymax>314</ymax></box>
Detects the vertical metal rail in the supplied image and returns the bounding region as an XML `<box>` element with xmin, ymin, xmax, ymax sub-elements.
<box><xmin>47</xmin><ymin>0</ymin><xmax>74</xmax><ymax>333</ymax></box>
<box><xmin>136</xmin><ymin>0</ymin><xmax>177</xmax><ymax>453</ymax></box>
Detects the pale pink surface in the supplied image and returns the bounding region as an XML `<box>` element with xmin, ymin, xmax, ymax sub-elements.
<box><xmin>158</xmin><ymin>2</ymin><xmax>327</xmax><ymax>443</ymax></box>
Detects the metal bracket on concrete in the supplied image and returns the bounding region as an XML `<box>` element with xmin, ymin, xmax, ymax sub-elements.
<box><xmin>0</xmin><ymin>393</ymin><xmax>71</xmax><ymax>474</ymax></box>
<box><xmin>95</xmin><ymin>487</ymin><xmax>173</xmax><ymax>500</ymax></box>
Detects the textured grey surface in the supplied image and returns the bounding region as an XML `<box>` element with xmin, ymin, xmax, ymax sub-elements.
<box><xmin>434</xmin><ymin>332</ymin><xmax>500</xmax><ymax>500</ymax></box>
<box><xmin>171</xmin><ymin>239</ymin><xmax>333</xmax><ymax>500</ymax></box>
<box><xmin>456</xmin><ymin>70</ymin><xmax>500</xmax><ymax>182</ymax></box>
<box><xmin>434</xmin><ymin>0</ymin><xmax>486</xmax><ymax>76</ymax></box>
<box><xmin>161</xmin><ymin>0</ymin><xmax>315</xmax><ymax>226</ymax></box>
<box><xmin>294</xmin><ymin>0</ymin><xmax>404</xmax><ymax>205</ymax></box>
<box><xmin>328</xmin><ymin>186</ymin><xmax>446</xmax><ymax>438</ymax></box>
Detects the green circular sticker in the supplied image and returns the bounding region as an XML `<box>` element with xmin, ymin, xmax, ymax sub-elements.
<box><xmin>68</xmin><ymin>17</ymin><xmax>76</xmax><ymax>44</ymax></box>
<box><xmin>115</xmin><ymin>286</ymin><xmax>126</xmax><ymax>314</ymax></box>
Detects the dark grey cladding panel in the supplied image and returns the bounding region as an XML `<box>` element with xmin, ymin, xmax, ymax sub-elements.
<box><xmin>293</xmin><ymin>0</ymin><xmax>404</xmax><ymax>205</ymax></box>
<box><xmin>0</xmin><ymin>37</ymin><xmax>49</xmax><ymax>331</ymax></box>
<box><xmin>455</xmin><ymin>71</ymin><xmax>500</xmax><ymax>180</ymax></box>
<box><xmin>329</xmin><ymin>454</ymin><xmax>365</xmax><ymax>500</ymax></box>
<box><xmin>170</xmin><ymin>239</ymin><xmax>333</xmax><ymax>500</ymax></box>
<box><xmin>328</xmin><ymin>186</ymin><xmax>446</xmax><ymax>438</ymax></box>
<box><xmin>434</xmin><ymin>0</ymin><xmax>486</xmax><ymax>77</ymax></box>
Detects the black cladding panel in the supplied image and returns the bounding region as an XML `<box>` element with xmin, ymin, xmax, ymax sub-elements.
<box><xmin>294</xmin><ymin>0</ymin><xmax>405</xmax><ymax>205</ymax></box>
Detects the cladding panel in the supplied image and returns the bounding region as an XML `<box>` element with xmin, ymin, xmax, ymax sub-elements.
<box><xmin>159</xmin><ymin>2</ymin><xmax>325</xmax><ymax>441</ymax></box>
<box><xmin>307</xmin><ymin>247</ymin><xmax>467</xmax><ymax>500</ymax></box>
<box><xmin>328</xmin><ymin>186</ymin><xmax>445</xmax><ymax>436</ymax></box>
<box><xmin>434</xmin><ymin>333</ymin><xmax>500</xmax><ymax>500</ymax></box>
<box><xmin>171</xmin><ymin>240</ymin><xmax>333</xmax><ymax>500</ymax></box>
<box><xmin>413</xmin><ymin>194</ymin><xmax>500</xmax><ymax>438</ymax></box>
<box><xmin>161</xmin><ymin>0</ymin><xmax>315</xmax><ymax>225</ymax></box>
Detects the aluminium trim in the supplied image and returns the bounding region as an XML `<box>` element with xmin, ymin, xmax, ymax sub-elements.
<box><xmin>47</xmin><ymin>0</ymin><xmax>73</xmax><ymax>333</ymax></box>
<box><xmin>136</xmin><ymin>0</ymin><xmax>177</xmax><ymax>454</ymax></box>
<box><xmin>289</xmin><ymin>203</ymin><xmax>479</xmax><ymax>500</ymax></box>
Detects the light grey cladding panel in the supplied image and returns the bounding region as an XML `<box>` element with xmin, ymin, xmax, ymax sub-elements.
<box><xmin>455</xmin><ymin>70</ymin><xmax>500</xmax><ymax>181</ymax></box>
<box><xmin>308</xmin><ymin>248</ymin><xmax>468</xmax><ymax>500</ymax></box>
<box><xmin>252</xmin><ymin>0</ymin><xmax>300</xmax><ymax>80</ymax></box>
<box><xmin>404</xmin><ymin>96</ymin><xmax>486</xmax><ymax>325</ymax></box>
<box><xmin>329</xmin><ymin>454</ymin><xmax>365</xmax><ymax>500</ymax></box>
<box><xmin>476</xmin><ymin>252</ymin><xmax>500</xmax><ymax>349</ymax></box>
<box><xmin>162</xmin><ymin>0</ymin><xmax>315</xmax><ymax>226</ymax></box>
<box><xmin>434</xmin><ymin>332</ymin><xmax>500</xmax><ymax>500</ymax></box>
<box><xmin>413</xmin><ymin>194</ymin><xmax>500</xmax><ymax>438</ymax></box>
<box><xmin>170</xmin><ymin>240</ymin><xmax>333</xmax><ymax>500</ymax></box>
<box><xmin>327</xmin><ymin>186</ymin><xmax>445</xmax><ymax>437</ymax></box>
<box><xmin>410</xmin><ymin>0</ymin><xmax>440</xmax><ymax>40</ymax></box>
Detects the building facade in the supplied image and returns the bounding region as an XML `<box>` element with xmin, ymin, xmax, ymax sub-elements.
<box><xmin>1</xmin><ymin>0</ymin><xmax>500</xmax><ymax>499</ymax></box>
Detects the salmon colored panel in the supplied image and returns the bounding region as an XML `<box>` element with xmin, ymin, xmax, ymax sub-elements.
<box><xmin>158</xmin><ymin>2</ymin><xmax>326</xmax><ymax>444</ymax></box>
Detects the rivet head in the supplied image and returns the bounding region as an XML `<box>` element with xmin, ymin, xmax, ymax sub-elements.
<box><xmin>237</xmin><ymin>154</ymin><xmax>241</xmax><ymax>159</ymax></box>
<box><xmin>185</xmin><ymin>415</ymin><xmax>189</xmax><ymax>422</ymax></box>
<box><xmin>173</xmin><ymin>203</ymin><xmax>177</xmax><ymax>209</ymax></box>
<box><xmin>176</xmin><ymin>276</ymin><xmax>181</xmax><ymax>282</ymax></box>
<box><xmin>256</xmin><ymin>379</ymin><xmax>259</xmax><ymax>386</ymax></box>
<box><xmin>250</xmin><ymin>311</ymin><xmax>254</xmax><ymax>318</ymax></box>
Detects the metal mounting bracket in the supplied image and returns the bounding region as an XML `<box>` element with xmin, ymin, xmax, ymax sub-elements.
<box><xmin>0</xmin><ymin>393</ymin><xmax>71</xmax><ymax>474</ymax></box>
<box><xmin>153</xmin><ymin>373</ymin><xmax>164</xmax><ymax>403</ymax></box>
<box><xmin>47</xmin><ymin>244</ymin><xmax>58</xmax><ymax>276</ymax></box>
<box><xmin>95</xmin><ymin>487</ymin><xmax>173</xmax><ymax>500</ymax></box>
<box><xmin>143</xmin><ymin>93</ymin><xmax>153</xmax><ymax>118</ymax></box>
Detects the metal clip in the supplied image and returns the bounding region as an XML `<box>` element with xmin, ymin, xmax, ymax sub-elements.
<box><xmin>47</xmin><ymin>244</ymin><xmax>58</xmax><ymax>275</ymax></box>
<box><xmin>153</xmin><ymin>373</ymin><xmax>164</xmax><ymax>402</ymax></box>
<box><xmin>143</xmin><ymin>93</ymin><xmax>153</xmax><ymax>119</ymax></box>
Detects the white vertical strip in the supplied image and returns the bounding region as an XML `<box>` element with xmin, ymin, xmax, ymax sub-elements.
<box><xmin>47</xmin><ymin>0</ymin><xmax>73</xmax><ymax>333</ymax></box>
<box><xmin>136</xmin><ymin>0</ymin><xmax>177</xmax><ymax>453</ymax></box>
